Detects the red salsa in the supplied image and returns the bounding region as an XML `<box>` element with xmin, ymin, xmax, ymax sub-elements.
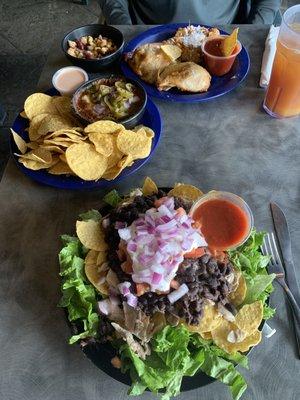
<box><xmin>203</xmin><ymin>38</ymin><xmax>240</xmax><ymax>76</ymax></box>
<box><xmin>192</xmin><ymin>198</ymin><xmax>250</xmax><ymax>250</ymax></box>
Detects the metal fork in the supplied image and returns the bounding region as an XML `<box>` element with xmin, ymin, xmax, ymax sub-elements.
<box><xmin>261</xmin><ymin>232</ymin><xmax>300</xmax><ymax>326</ymax></box>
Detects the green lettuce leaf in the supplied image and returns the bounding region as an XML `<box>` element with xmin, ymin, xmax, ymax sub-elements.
<box><xmin>79</xmin><ymin>209</ymin><xmax>102</xmax><ymax>221</ymax></box>
<box><xmin>121</xmin><ymin>325</ymin><xmax>248</xmax><ymax>400</ymax></box>
<box><xmin>229</xmin><ymin>230</ymin><xmax>276</xmax><ymax>319</ymax></box>
<box><xmin>244</xmin><ymin>274</ymin><xmax>276</xmax><ymax>304</ymax></box>
<box><xmin>58</xmin><ymin>235</ymin><xmax>99</xmax><ymax>344</ymax></box>
<box><xmin>199</xmin><ymin>352</ymin><xmax>247</xmax><ymax>400</ymax></box>
<box><xmin>103</xmin><ymin>189</ymin><xmax>122</xmax><ymax>207</ymax></box>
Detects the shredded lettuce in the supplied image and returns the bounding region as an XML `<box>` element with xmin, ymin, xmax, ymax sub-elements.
<box><xmin>58</xmin><ymin>235</ymin><xmax>99</xmax><ymax>344</ymax></box>
<box><xmin>121</xmin><ymin>325</ymin><xmax>248</xmax><ymax>400</ymax></box>
<box><xmin>103</xmin><ymin>189</ymin><xmax>123</xmax><ymax>207</ymax></box>
<box><xmin>229</xmin><ymin>230</ymin><xmax>276</xmax><ymax>319</ymax></box>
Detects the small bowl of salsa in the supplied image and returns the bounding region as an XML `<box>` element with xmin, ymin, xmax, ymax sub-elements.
<box><xmin>72</xmin><ymin>76</ymin><xmax>147</xmax><ymax>129</ymax></box>
<box><xmin>201</xmin><ymin>35</ymin><xmax>242</xmax><ymax>76</ymax></box>
<box><xmin>190</xmin><ymin>191</ymin><xmax>253</xmax><ymax>251</ymax></box>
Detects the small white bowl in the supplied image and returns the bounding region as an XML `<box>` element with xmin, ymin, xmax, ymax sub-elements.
<box><xmin>52</xmin><ymin>66</ymin><xmax>89</xmax><ymax>96</ymax></box>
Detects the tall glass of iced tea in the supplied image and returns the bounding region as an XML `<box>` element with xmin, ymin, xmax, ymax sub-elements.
<box><xmin>263</xmin><ymin>5</ymin><xmax>300</xmax><ymax>118</ymax></box>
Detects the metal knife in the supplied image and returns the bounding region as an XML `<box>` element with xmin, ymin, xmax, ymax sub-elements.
<box><xmin>270</xmin><ymin>202</ymin><xmax>300</xmax><ymax>356</ymax></box>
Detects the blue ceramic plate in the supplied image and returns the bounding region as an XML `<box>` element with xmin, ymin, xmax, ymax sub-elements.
<box><xmin>10</xmin><ymin>89</ymin><xmax>162</xmax><ymax>190</ymax></box>
<box><xmin>121</xmin><ymin>23</ymin><xmax>250</xmax><ymax>102</ymax></box>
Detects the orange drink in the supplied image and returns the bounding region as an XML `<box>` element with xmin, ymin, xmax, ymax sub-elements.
<box><xmin>263</xmin><ymin>5</ymin><xmax>300</xmax><ymax>118</ymax></box>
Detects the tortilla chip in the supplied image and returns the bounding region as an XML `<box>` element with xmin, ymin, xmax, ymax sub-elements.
<box><xmin>186</xmin><ymin>304</ymin><xmax>222</xmax><ymax>333</ymax></box>
<box><xmin>11</xmin><ymin>129</ymin><xmax>27</xmax><ymax>154</ymax></box>
<box><xmin>235</xmin><ymin>301</ymin><xmax>263</xmax><ymax>335</ymax></box>
<box><xmin>229</xmin><ymin>273</ymin><xmax>247</xmax><ymax>306</ymax></box>
<box><xmin>66</xmin><ymin>143</ymin><xmax>108</xmax><ymax>180</ymax></box>
<box><xmin>84</xmin><ymin>120</ymin><xmax>124</xmax><ymax>135</ymax></box>
<box><xmin>168</xmin><ymin>184</ymin><xmax>203</xmax><ymax>202</ymax></box>
<box><xmin>48</xmin><ymin>160</ymin><xmax>73</xmax><ymax>175</ymax></box>
<box><xmin>116</xmin><ymin>129</ymin><xmax>152</xmax><ymax>159</ymax></box>
<box><xmin>142</xmin><ymin>176</ymin><xmax>158</xmax><ymax>196</ymax></box>
<box><xmin>211</xmin><ymin>319</ymin><xmax>262</xmax><ymax>353</ymax></box>
<box><xmin>24</xmin><ymin>93</ymin><xmax>57</xmax><ymax>120</ymax></box>
<box><xmin>76</xmin><ymin>220</ymin><xmax>108</xmax><ymax>251</ymax></box>
<box><xmin>89</xmin><ymin>132</ymin><xmax>114</xmax><ymax>156</ymax></box>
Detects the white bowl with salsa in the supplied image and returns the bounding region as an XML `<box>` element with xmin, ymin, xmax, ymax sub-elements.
<box><xmin>190</xmin><ymin>191</ymin><xmax>253</xmax><ymax>251</ymax></box>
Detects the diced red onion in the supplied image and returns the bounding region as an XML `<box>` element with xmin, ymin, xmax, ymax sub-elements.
<box><xmin>117</xmin><ymin>196</ymin><xmax>207</xmax><ymax>292</ymax></box>
<box><xmin>126</xmin><ymin>293</ymin><xmax>138</xmax><ymax>308</ymax></box>
<box><xmin>118</xmin><ymin>282</ymin><xmax>131</xmax><ymax>296</ymax></box>
<box><xmin>152</xmin><ymin>272</ymin><xmax>163</xmax><ymax>285</ymax></box>
<box><xmin>118</xmin><ymin>227</ymin><xmax>131</xmax><ymax>240</ymax></box>
<box><xmin>115</xmin><ymin>221</ymin><xmax>126</xmax><ymax>229</ymax></box>
<box><xmin>167</xmin><ymin>284</ymin><xmax>189</xmax><ymax>304</ymax></box>
<box><xmin>97</xmin><ymin>299</ymin><xmax>111</xmax><ymax>315</ymax></box>
<box><xmin>127</xmin><ymin>242</ymin><xmax>137</xmax><ymax>252</ymax></box>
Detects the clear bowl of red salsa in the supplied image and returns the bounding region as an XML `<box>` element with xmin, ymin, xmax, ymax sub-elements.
<box><xmin>201</xmin><ymin>35</ymin><xmax>242</xmax><ymax>77</ymax></box>
<box><xmin>190</xmin><ymin>191</ymin><xmax>253</xmax><ymax>251</ymax></box>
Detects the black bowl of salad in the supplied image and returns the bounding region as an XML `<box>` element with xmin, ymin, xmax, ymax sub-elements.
<box><xmin>62</xmin><ymin>24</ymin><xmax>124</xmax><ymax>72</ymax></box>
<box><xmin>72</xmin><ymin>75</ymin><xmax>147</xmax><ymax>129</ymax></box>
<box><xmin>58</xmin><ymin>179</ymin><xmax>275</xmax><ymax>400</ymax></box>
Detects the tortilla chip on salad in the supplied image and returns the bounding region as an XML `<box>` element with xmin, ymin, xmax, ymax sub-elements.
<box><xmin>97</xmin><ymin>251</ymin><xmax>107</xmax><ymax>266</ymax></box>
<box><xmin>211</xmin><ymin>319</ymin><xmax>262</xmax><ymax>353</ymax></box>
<box><xmin>142</xmin><ymin>176</ymin><xmax>158</xmax><ymax>196</ymax></box>
<box><xmin>76</xmin><ymin>220</ymin><xmax>108</xmax><ymax>251</ymax></box>
<box><xmin>168</xmin><ymin>184</ymin><xmax>203</xmax><ymax>202</ymax></box>
<box><xmin>229</xmin><ymin>273</ymin><xmax>247</xmax><ymax>306</ymax></box>
<box><xmin>84</xmin><ymin>261</ymin><xmax>109</xmax><ymax>295</ymax></box>
<box><xmin>85</xmin><ymin>250</ymin><xmax>99</xmax><ymax>266</ymax></box>
<box><xmin>235</xmin><ymin>300</ymin><xmax>263</xmax><ymax>335</ymax></box>
<box><xmin>186</xmin><ymin>304</ymin><xmax>222</xmax><ymax>333</ymax></box>
<box><xmin>200</xmin><ymin>331</ymin><xmax>213</xmax><ymax>340</ymax></box>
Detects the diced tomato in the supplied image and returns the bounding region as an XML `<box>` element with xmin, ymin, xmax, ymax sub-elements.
<box><xmin>136</xmin><ymin>283</ymin><xmax>149</xmax><ymax>296</ymax></box>
<box><xmin>192</xmin><ymin>220</ymin><xmax>202</xmax><ymax>230</ymax></box>
<box><xmin>175</xmin><ymin>207</ymin><xmax>186</xmax><ymax>216</ymax></box>
<box><xmin>111</xmin><ymin>356</ymin><xmax>122</xmax><ymax>369</ymax></box>
<box><xmin>117</xmin><ymin>240</ymin><xmax>127</xmax><ymax>262</ymax></box>
<box><xmin>121</xmin><ymin>260</ymin><xmax>133</xmax><ymax>274</ymax></box>
<box><xmin>184</xmin><ymin>247</ymin><xmax>206</xmax><ymax>259</ymax></box>
<box><xmin>170</xmin><ymin>279</ymin><xmax>180</xmax><ymax>289</ymax></box>
<box><xmin>154</xmin><ymin>197</ymin><xmax>168</xmax><ymax>208</ymax></box>
<box><xmin>208</xmin><ymin>248</ymin><xmax>227</xmax><ymax>262</ymax></box>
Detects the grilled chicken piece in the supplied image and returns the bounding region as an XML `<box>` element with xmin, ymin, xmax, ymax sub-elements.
<box><xmin>126</xmin><ymin>43</ymin><xmax>174</xmax><ymax>84</ymax></box>
<box><xmin>157</xmin><ymin>62</ymin><xmax>211</xmax><ymax>92</ymax></box>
